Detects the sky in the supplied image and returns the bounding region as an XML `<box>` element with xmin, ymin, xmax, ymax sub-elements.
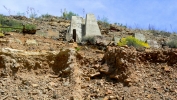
<box><xmin>1</xmin><ymin>0</ymin><xmax>177</xmax><ymax>32</ymax></box>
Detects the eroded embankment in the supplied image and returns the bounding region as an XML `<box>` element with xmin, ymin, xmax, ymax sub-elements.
<box><xmin>0</xmin><ymin>47</ymin><xmax>177</xmax><ymax>99</ymax></box>
<box><xmin>0</xmin><ymin>47</ymin><xmax>83</xmax><ymax>99</ymax></box>
<box><xmin>101</xmin><ymin>47</ymin><xmax>177</xmax><ymax>85</ymax></box>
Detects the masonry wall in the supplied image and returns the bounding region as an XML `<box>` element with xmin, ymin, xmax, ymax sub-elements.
<box><xmin>67</xmin><ymin>16</ymin><xmax>83</xmax><ymax>42</ymax></box>
<box><xmin>85</xmin><ymin>14</ymin><xmax>101</xmax><ymax>37</ymax></box>
<box><xmin>66</xmin><ymin>14</ymin><xmax>101</xmax><ymax>43</ymax></box>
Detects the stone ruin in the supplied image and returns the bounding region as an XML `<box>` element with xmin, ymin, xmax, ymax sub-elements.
<box><xmin>65</xmin><ymin>14</ymin><xmax>160</xmax><ymax>48</ymax></box>
<box><xmin>66</xmin><ymin>14</ymin><xmax>101</xmax><ymax>43</ymax></box>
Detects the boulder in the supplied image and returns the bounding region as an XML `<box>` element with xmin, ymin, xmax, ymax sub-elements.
<box><xmin>146</xmin><ymin>40</ymin><xmax>160</xmax><ymax>48</ymax></box>
<box><xmin>25</xmin><ymin>39</ymin><xmax>38</xmax><ymax>45</ymax></box>
<box><xmin>85</xmin><ymin>14</ymin><xmax>101</xmax><ymax>37</ymax></box>
<box><xmin>133</xmin><ymin>33</ymin><xmax>146</xmax><ymax>42</ymax></box>
<box><xmin>113</xmin><ymin>36</ymin><xmax>121</xmax><ymax>45</ymax></box>
<box><xmin>94</xmin><ymin>36</ymin><xmax>110</xmax><ymax>46</ymax></box>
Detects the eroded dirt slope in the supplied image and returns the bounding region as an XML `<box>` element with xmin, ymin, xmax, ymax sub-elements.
<box><xmin>0</xmin><ymin>33</ymin><xmax>177</xmax><ymax>100</ymax></box>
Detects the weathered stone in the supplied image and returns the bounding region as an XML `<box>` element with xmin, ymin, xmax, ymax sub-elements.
<box><xmin>25</xmin><ymin>39</ymin><xmax>38</xmax><ymax>45</ymax></box>
<box><xmin>113</xmin><ymin>36</ymin><xmax>121</xmax><ymax>44</ymax></box>
<box><xmin>106</xmin><ymin>89</ymin><xmax>113</xmax><ymax>94</ymax></box>
<box><xmin>85</xmin><ymin>14</ymin><xmax>101</xmax><ymax>37</ymax></box>
<box><xmin>133</xmin><ymin>33</ymin><xmax>146</xmax><ymax>42</ymax></box>
<box><xmin>67</xmin><ymin>16</ymin><xmax>83</xmax><ymax>42</ymax></box>
<box><xmin>67</xmin><ymin>14</ymin><xmax>101</xmax><ymax>43</ymax></box>
<box><xmin>100</xmin><ymin>65</ymin><xmax>110</xmax><ymax>74</ymax></box>
<box><xmin>103</xmin><ymin>96</ymin><xmax>109</xmax><ymax>100</ymax></box>
<box><xmin>94</xmin><ymin>36</ymin><xmax>110</xmax><ymax>46</ymax></box>
<box><xmin>1</xmin><ymin>47</ymin><xmax>58</xmax><ymax>58</ymax></box>
<box><xmin>32</xmin><ymin>84</ymin><xmax>39</xmax><ymax>88</ymax></box>
<box><xmin>49</xmin><ymin>82</ymin><xmax>58</xmax><ymax>87</ymax></box>
<box><xmin>10</xmin><ymin>59</ymin><xmax>20</xmax><ymax>69</ymax></box>
<box><xmin>147</xmin><ymin>40</ymin><xmax>160</xmax><ymax>48</ymax></box>
<box><xmin>109</xmin><ymin>96</ymin><xmax>117</xmax><ymax>99</ymax></box>
<box><xmin>89</xmin><ymin>72</ymin><xmax>100</xmax><ymax>77</ymax></box>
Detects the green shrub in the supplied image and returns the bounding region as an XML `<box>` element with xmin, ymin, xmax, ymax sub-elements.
<box><xmin>0</xmin><ymin>14</ymin><xmax>35</xmax><ymax>33</ymax></box>
<box><xmin>98</xmin><ymin>16</ymin><xmax>110</xmax><ymax>28</ymax></box>
<box><xmin>0</xmin><ymin>24</ymin><xmax>1</xmax><ymax>31</ymax></box>
<box><xmin>148</xmin><ymin>24</ymin><xmax>171</xmax><ymax>37</ymax></box>
<box><xmin>25</xmin><ymin>24</ymin><xmax>36</xmax><ymax>30</ymax></box>
<box><xmin>63</xmin><ymin>11</ymin><xmax>78</xmax><ymax>20</ymax></box>
<box><xmin>0</xmin><ymin>32</ymin><xmax>4</xmax><ymax>37</ymax></box>
<box><xmin>118</xmin><ymin>36</ymin><xmax>150</xmax><ymax>48</ymax></box>
<box><xmin>0</xmin><ymin>15</ymin><xmax>21</xmax><ymax>27</ymax></box>
<box><xmin>39</xmin><ymin>13</ymin><xmax>53</xmax><ymax>19</ymax></box>
<box><xmin>29</xmin><ymin>13</ymin><xmax>38</xmax><ymax>19</ymax></box>
<box><xmin>16</xmin><ymin>12</ymin><xmax>25</xmax><ymax>16</ymax></box>
<box><xmin>0</xmin><ymin>15</ymin><xmax>22</xmax><ymax>32</ymax></box>
<box><xmin>151</xmin><ymin>30</ymin><xmax>171</xmax><ymax>37</ymax></box>
<box><xmin>167</xmin><ymin>40</ymin><xmax>177</xmax><ymax>48</ymax></box>
<box><xmin>2</xmin><ymin>28</ymin><xmax>15</xmax><ymax>32</ymax></box>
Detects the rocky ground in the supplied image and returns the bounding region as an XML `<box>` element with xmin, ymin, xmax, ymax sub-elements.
<box><xmin>0</xmin><ymin>32</ymin><xmax>176</xmax><ymax>100</ymax></box>
<box><xmin>0</xmin><ymin>16</ymin><xmax>177</xmax><ymax>100</ymax></box>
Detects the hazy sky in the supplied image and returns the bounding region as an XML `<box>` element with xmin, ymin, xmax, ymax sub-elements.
<box><xmin>1</xmin><ymin>0</ymin><xmax>177</xmax><ymax>32</ymax></box>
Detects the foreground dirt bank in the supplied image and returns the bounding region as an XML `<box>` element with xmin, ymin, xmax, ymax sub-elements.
<box><xmin>0</xmin><ymin>44</ymin><xmax>177</xmax><ymax>99</ymax></box>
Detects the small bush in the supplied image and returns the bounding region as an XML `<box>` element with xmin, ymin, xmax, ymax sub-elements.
<box><xmin>0</xmin><ymin>24</ymin><xmax>1</xmax><ymax>31</ymax></box>
<box><xmin>151</xmin><ymin>30</ymin><xmax>171</xmax><ymax>37</ymax></box>
<box><xmin>39</xmin><ymin>13</ymin><xmax>53</xmax><ymax>19</ymax></box>
<box><xmin>118</xmin><ymin>36</ymin><xmax>150</xmax><ymax>48</ymax></box>
<box><xmin>98</xmin><ymin>16</ymin><xmax>110</xmax><ymax>28</ymax></box>
<box><xmin>167</xmin><ymin>40</ymin><xmax>177</xmax><ymax>48</ymax></box>
<box><xmin>29</xmin><ymin>13</ymin><xmax>38</xmax><ymax>19</ymax></box>
<box><xmin>63</xmin><ymin>11</ymin><xmax>78</xmax><ymax>20</ymax></box>
<box><xmin>0</xmin><ymin>15</ymin><xmax>22</xmax><ymax>32</ymax></box>
<box><xmin>25</xmin><ymin>24</ymin><xmax>36</xmax><ymax>30</ymax></box>
<box><xmin>0</xmin><ymin>32</ymin><xmax>4</xmax><ymax>37</ymax></box>
<box><xmin>1</xmin><ymin>28</ymin><xmax>17</xmax><ymax>32</ymax></box>
<box><xmin>0</xmin><ymin>14</ymin><xmax>35</xmax><ymax>33</ymax></box>
<box><xmin>148</xmin><ymin>24</ymin><xmax>171</xmax><ymax>37</ymax></box>
<box><xmin>0</xmin><ymin>26</ymin><xmax>3</xmax><ymax>35</ymax></box>
<box><xmin>0</xmin><ymin>15</ymin><xmax>21</xmax><ymax>27</ymax></box>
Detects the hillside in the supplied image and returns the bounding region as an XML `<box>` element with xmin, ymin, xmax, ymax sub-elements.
<box><xmin>0</xmin><ymin>15</ymin><xmax>177</xmax><ymax>100</ymax></box>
